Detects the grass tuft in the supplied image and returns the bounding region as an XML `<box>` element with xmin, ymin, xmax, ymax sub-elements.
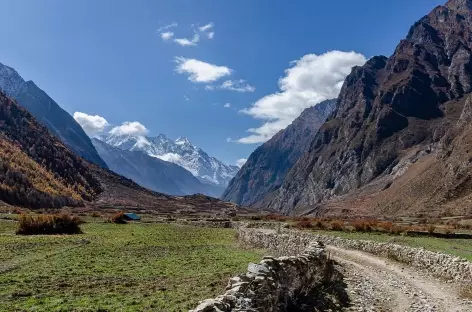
<box><xmin>109</xmin><ymin>211</ymin><xmax>127</xmax><ymax>224</ymax></box>
<box><xmin>16</xmin><ymin>213</ymin><xmax>83</xmax><ymax>235</ymax></box>
<box><xmin>330</xmin><ymin>220</ymin><xmax>344</xmax><ymax>231</ymax></box>
<box><xmin>295</xmin><ymin>220</ymin><xmax>313</xmax><ymax>229</ymax></box>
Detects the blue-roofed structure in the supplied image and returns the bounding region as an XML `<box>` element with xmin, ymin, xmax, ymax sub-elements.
<box><xmin>123</xmin><ymin>213</ymin><xmax>141</xmax><ymax>221</ymax></box>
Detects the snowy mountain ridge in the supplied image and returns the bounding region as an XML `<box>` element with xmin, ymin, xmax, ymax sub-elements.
<box><xmin>100</xmin><ymin>133</ymin><xmax>239</xmax><ymax>187</ymax></box>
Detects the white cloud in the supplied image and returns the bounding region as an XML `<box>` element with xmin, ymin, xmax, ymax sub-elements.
<box><xmin>236</xmin><ymin>158</ymin><xmax>247</xmax><ymax>168</ymax></box>
<box><xmin>174</xmin><ymin>57</ymin><xmax>232</xmax><ymax>83</ymax></box>
<box><xmin>198</xmin><ymin>23</ymin><xmax>215</xmax><ymax>39</ymax></box>
<box><xmin>236</xmin><ymin>51</ymin><xmax>366</xmax><ymax>144</ymax></box>
<box><xmin>109</xmin><ymin>121</ymin><xmax>148</xmax><ymax>136</ymax></box>
<box><xmin>226</xmin><ymin>137</ymin><xmax>233</xmax><ymax>143</ymax></box>
<box><xmin>73</xmin><ymin>112</ymin><xmax>109</xmax><ymax>136</ymax></box>
<box><xmin>198</xmin><ymin>23</ymin><xmax>214</xmax><ymax>32</ymax></box>
<box><xmin>205</xmin><ymin>80</ymin><xmax>255</xmax><ymax>93</ymax></box>
<box><xmin>220</xmin><ymin>80</ymin><xmax>255</xmax><ymax>92</ymax></box>
<box><xmin>184</xmin><ymin>95</ymin><xmax>190</xmax><ymax>101</ymax></box>
<box><xmin>160</xmin><ymin>31</ymin><xmax>174</xmax><ymax>41</ymax></box>
<box><xmin>157</xmin><ymin>22</ymin><xmax>178</xmax><ymax>32</ymax></box>
<box><xmin>174</xmin><ymin>34</ymin><xmax>200</xmax><ymax>46</ymax></box>
<box><xmin>223</xmin><ymin>103</ymin><xmax>231</xmax><ymax>108</ymax></box>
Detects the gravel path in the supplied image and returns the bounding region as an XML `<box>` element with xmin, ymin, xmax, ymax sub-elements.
<box><xmin>328</xmin><ymin>246</ymin><xmax>472</xmax><ymax>312</ymax></box>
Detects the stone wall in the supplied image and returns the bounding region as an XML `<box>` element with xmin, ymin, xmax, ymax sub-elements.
<box><xmin>305</xmin><ymin>232</ymin><xmax>472</xmax><ymax>284</ymax></box>
<box><xmin>267</xmin><ymin>229</ymin><xmax>472</xmax><ymax>284</ymax></box>
<box><xmin>190</xmin><ymin>229</ymin><xmax>340</xmax><ymax>312</ymax></box>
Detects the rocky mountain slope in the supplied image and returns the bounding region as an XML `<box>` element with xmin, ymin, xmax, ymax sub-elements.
<box><xmin>0</xmin><ymin>91</ymin><xmax>241</xmax><ymax>214</ymax></box>
<box><xmin>92</xmin><ymin>138</ymin><xmax>222</xmax><ymax>197</ymax></box>
<box><xmin>0</xmin><ymin>63</ymin><xmax>107</xmax><ymax>168</ymax></box>
<box><xmin>266</xmin><ymin>0</ymin><xmax>472</xmax><ymax>216</ymax></box>
<box><xmin>101</xmin><ymin>133</ymin><xmax>239</xmax><ymax>193</ymax></box>
<box><xmin>0</xmin><ymin>92</ymin><xmax>102</xmax><ymax>208</ymax></box>
<box><xmin>222</xmin><ymin>99</ymin><xmax>336</xmax><ymax>207</ymax></box>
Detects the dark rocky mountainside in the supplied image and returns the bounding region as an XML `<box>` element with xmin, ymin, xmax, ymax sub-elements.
<box><xmin>0</xmin><ymin>63</ymin><xmax>107</xmax><ymax>168</ymax></box>
<box><xmin>0</xmin><ymin>92</ymin><xmax>241</xmax><ymax>214</ymax></box>
<box><xmin>266</xmin><ymin>0</ymin><xmax>472</xmax><ymax>216</ymax></box>
<box><xmin>92</xmin><ymin>138</ymin><xmax>223</xmax><ymax>197</ymax></box>
<box><xmin>222</xmin><ymin>99</ymin><xmax>335</xmax><ymax>207</ymax></box>
<box><xmin>0</xmin><ymin>92</ymin><xmax>102</xmax><ymax>208</ymax></box>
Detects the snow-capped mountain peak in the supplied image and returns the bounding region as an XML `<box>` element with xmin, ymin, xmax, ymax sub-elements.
<box><xmin>175</xmin><ymin>136</ymin><xmax>192</xmax><ymax>146</ymax></box>
<box><xmin>0</xmin><ymin>63</ymin><xmax>26</xmax><ymax>96</ymax></box>
<box><xmin>101</xmin><ymin>133</ymin><xmax>239</xmax><ymax>187</ymax></box>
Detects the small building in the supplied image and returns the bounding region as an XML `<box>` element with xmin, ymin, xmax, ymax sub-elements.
<box><xmin>123</xmin><ymin>213</ymin><xmax>141</xmax><ymax>221</ymax></box>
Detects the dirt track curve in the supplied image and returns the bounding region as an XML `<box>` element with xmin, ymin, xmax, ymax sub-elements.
<box><xmin>328</xmin><ymin>246</ymin><xmax>472</xmax><ymax>312</ymax></box>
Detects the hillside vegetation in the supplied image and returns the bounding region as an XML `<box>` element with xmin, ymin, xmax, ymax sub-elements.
<box><xmin>0</xmin><ymin>92</ymin><xmax>102</xmax><ymax>208</ymax></box>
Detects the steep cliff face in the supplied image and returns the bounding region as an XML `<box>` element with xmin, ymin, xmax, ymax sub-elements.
<box><xmin>0</xmin><ymin>92</ymin><xmax>102</xmax><ymax>208</ymax></box>
<box><xmin>267</xmin><ymin>0</ymin><xmax>472</xmax><ymax>214</ymax></box>
<box><xmin>222</xmin><ymin>99</ymin><xmax>335</xmax><ymax>207</ymax></box>
<box><xmin>0</xmin><ymin>63</ymin><xmax>107</xmax><ymax>168</ymax></box>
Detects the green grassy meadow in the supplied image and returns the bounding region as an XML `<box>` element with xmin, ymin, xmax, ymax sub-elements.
<box><xmin>0</xmin><ymin>221</ymin><xmax>263</xmax><ymax>312</ymax></box>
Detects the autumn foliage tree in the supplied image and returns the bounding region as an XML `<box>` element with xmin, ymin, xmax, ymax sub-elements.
<box><xmin>0</xmin><ymin>92</ymin><xmax>103</xmax><ymax>208</ymax></box>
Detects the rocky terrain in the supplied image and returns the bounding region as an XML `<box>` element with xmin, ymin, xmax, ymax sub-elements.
<box><xmin>264</xmin><ymin>0</ymin><xmax>472</xmax><ymax>217</ymax></box>
<box><xmin>0</xmin><ymin>91</ymin><xmax>242</xmax><ymax>214</ymax></box>
<box><xmin>222</xmin><ymin>99</ymin><xmax>335</xmax><ymax>207</ymax></box>
<box><xmin>0</xmin><ymin>91</ymin><xmax>102</xmax><ymax>208</ymax></box>
<box><xmin>332</xmin><ymin>247</ymin><xmax>472</xmax><ymax>312</ymax></box>
<box><xmin>197</xmin><ymin>227</ymin><xmax>472</xmax><ymax>312</ymax></box>
<box><xmin>0</xmin><ymin>62</ymin><xmax>107</xmax><ymax>168</ymax></box>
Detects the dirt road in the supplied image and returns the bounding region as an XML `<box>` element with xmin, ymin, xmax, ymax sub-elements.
<box><xmin>327</xmin><ymin>246</ymin><xmax>472</xmax><ymax>312</ymax></box>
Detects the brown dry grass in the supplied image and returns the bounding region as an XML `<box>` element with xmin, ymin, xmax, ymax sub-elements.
<box><xmin>352</xmin><ymin>220</ymin><xmax>374</xmax><ymax>232</ymax></box>
<box><xmin>329</xmin><ymin>220</ymin><xmax>345</xmax><ymax>231</ymax></box>
<box><xmin>262</xmin><ymin>214</ymin><xmax>289</xmax><ymax>222</ymax></box>
<box><xmin>109</xmin><ymin>211</ymin><xmax>127</xmax><ymax>224</ymax></box>
<box><xmin>294</xmin><ymin>220</ymin><xmax>313</xmax><ymax>229</ymax></box>
<box><xmin>16</xmin><ymin>213</ymin><xmax>84</xmax><ymax>235</ymax></box>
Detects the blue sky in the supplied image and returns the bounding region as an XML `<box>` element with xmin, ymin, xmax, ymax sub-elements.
<box><xmin>0</xmin><ymin>0</ymin><xmax>444</xmax><ymax>165</ymax></box>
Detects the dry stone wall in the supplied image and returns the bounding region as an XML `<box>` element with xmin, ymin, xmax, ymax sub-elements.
<box><xmin>309</xmin><ymin>232</ymin><xmax>472</xmax><ymax>284</ymax></box>
<box><xmin>238</xmin><ymin>226</ymin><xmax>472</xmax><ymax>284</ymax></box>
<box><xmin>190</xmin><ymin>229</ymin><xmax>340</xmax><ymax>312</ymax></box>
<box><xmin>271</xmin><ymin>229</ymin><xmax>472</xmax><ymax>284</ymax></box>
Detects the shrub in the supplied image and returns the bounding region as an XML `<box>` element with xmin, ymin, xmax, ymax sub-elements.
<box><xmin>16</xmin><ymin>213</ymin><xmax>83</xmax><ymax>235</ymax></box>
<box><xmin>262</xmin><ymin>214</ymin><xmax>288</xmax><ymax>222</ymax></box>
<box><xmin>109</xmin><ymin>212</ymin><xmax>127</xmax><ymax>224</ymax></box>
<box><xmin>427</xmin><ymin>224</ymin><xmax>436</xmax><ymax>234</ymax></box>
<box><xmin>313</xmin><ymin>219</ymin><xmax>327</xmax><ymax>230</ymax></box>
<box><xmin>391</xmin><ymin>225</ymin><xmax>406</xmax><ymax>235</ymax></box>
<box><xmin>353</xmin><ymin>220</ymin><xmax>373</xmax><ymax>232</ymax></box>
<box><xmin>91</xmin><ymin>212</ymin><xmax>101</xmax><ymax>218</ymax></box>
<box><xmin>295</xmin><ymin>220</ymin><xmax>312</xmax><ymax>229</ymax></box>
<box><xmin>293</xmin><ymin>216</ymin><xmax>310</xmax><ymax>222</ymax></box>
<box><xmin>378</xmin><ymin>221</ymin><xmax>394</xmax><ymax>233</ymax></box>
<box><xmin>330</xmin><ymin>220</ymin><xmax>344</xmax><ymax>231</ymax></box>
